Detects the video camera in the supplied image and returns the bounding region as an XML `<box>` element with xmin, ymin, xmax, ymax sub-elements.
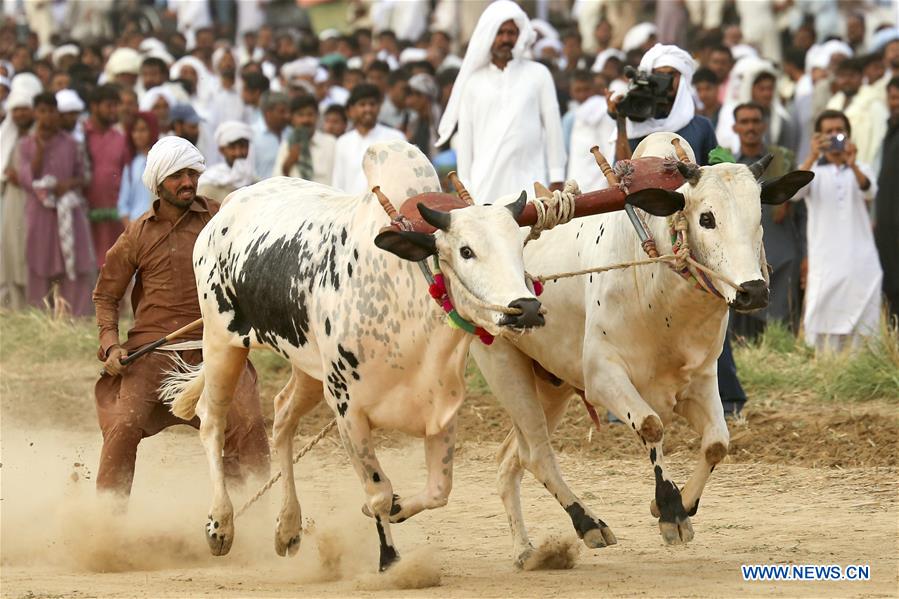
<box><xmin>615</xmin><ymin>66</ymin><xmax>675</xmax><ymax>122</ymax></box>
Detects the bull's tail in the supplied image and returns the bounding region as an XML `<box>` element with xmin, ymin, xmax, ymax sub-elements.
<box><xmin>159</xmin><ymin>353</ymin><xmax>206</xmax><ymax>420</ymax></box>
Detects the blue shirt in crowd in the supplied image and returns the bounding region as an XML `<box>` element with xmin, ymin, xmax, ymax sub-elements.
<box><xmin>117</xmin><ymin>153</ymin><xmax>151</xmax><ymax>222</ymax></box>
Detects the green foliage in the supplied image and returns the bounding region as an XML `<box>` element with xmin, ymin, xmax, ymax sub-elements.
<box><xmin>733</xmin><ymin>317</ymin><xmax>899</xmax><ymax>404</ymax></box>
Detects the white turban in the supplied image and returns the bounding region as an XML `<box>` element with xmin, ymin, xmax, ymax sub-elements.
<box><xmin>437</xmin><ymin>0</ymin><xmax>534</xmax><ymax>146</ymax></box>
<box><xmin>281</xmin><ymin>57</ymin><xmax>318</xmax><ymax>82</ymax></box>
<box><xmin>399</xmin><ymin>47</ymin><xmax>429</xmax><ymax>65</ymax></box>
<box><xmin>56</xmin><ymin>89</ymin><xmax>85</xmax><ymax>113</ymax></box>
<box><xmin>622</xmin><ymin>22</ymin><xmax>657</xmax><ymax>53</ymax></box>
<box><xmin>214</xmin><ymin>120</ymin><xmax>253</xmax><ymax>148</ymax></box>
<box><xmin>730</xmin><ymin>44</ymin><xmax>759</xmax><ymax>63</ymax></box>
<box><xmin>533</xmin><ymin>37</ymin><xmax>563</xmax><ymax>58</ymax></box>
<box><xmin>142</xmin><ymin>136</ymin><xmax>206</xmax><ymax>197</ymax></box>
<box><xmin>106</xmin><ymin>47</ymin><xmax>142</xmax><ymax>77</ymax></box>
<box><xmin>625</xmin><ymin>43</ymin><xmax>697</xmax><ymax>139</ymax></box>
<box><xmin>139</xmin><ymin>85</ymin><xmax>177</xmax><ymax>112</ymax></box>
<box><xmin>6</xmin><ymin>87</ymin><xmax>35</xmax><ymax>110</ymax></box>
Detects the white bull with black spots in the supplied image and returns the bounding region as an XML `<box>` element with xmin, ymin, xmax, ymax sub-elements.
<box><xmin>471</xmin><ymin>132</ymin><xmax>813</xmax><ymax>566</ymax></box>
<box><xmin>162</xmin><ymin>141</ymin><xmax>544</xmax><ymax>571</ymax></box>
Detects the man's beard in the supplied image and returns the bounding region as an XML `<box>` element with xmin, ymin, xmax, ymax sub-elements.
<box><xmin>159</xmin><ymin>185</ymin><xmax>195</xmax><ymax>208</ymax></box>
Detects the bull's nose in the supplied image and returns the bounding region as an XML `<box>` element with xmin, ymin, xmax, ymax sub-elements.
<box><xmin>500</xmin><ymin>297</ymin><xmax>545</xmax><ymax>329</ymax></box>
<box><xmin>733</xmin><ymin>279</ymin><xmax>769</xmax><ymax>312</ymax></box>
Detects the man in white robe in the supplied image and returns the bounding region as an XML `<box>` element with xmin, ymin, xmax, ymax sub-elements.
<box><xmin>437</xmin><ymin>0</ymin><xmax>565</xmax><ymax>203</ymax></box>
<box><xmin>795</xmin><ymin>110</ymin><xmax>882</xmax><ymax>353</ymax></box>
<box><xmin>331</xmin><ymin>84</ymin><xmax>403</xmax><ymax>194</ymax></box>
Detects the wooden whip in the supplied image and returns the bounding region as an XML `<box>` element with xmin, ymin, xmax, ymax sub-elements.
<box><xmin>99</xmin><ymin>317</ymin><xmax>204</xmax><ymax>376</ymax></box>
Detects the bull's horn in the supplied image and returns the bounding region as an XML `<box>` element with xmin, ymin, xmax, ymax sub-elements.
<box><xmin>448</xmin><ymin>171</ymin><xmax>474</xmax><ymax>205</ymax></box>
<box><xmin>748</xmin><ymin>154</ymin><xmax>774</xmax><ymax>180</ymax></box>
<box><xmin>418</xmin><ymin>202</ymin><xmax>452</xmax><ymax>231</ymax></box>
<box><xmin>671</xmin><ymin>138</ymin><xmax>691</xmax><ymax>163</ymax></box>
<box><xmin>533</xmin><ymin>181</ymin><xmax>552</xmax><ymax>198</ymax></box>
<box><xmin>372</xmin><ymin>186</ymin><xmax>399</xmax><ymax>221</ymax></box>
<box><xmin>505</xmin><ymin>190</ymin><xmax>527</xmax><ymax>220</ymax></box>
<box><xmin>675</xmin><ymin>162</ymin><xmax>701</xmax><ymax>185</ymax></box>
<box><xmin>590</xmin><ymin>146</ymin><xmax>619</xmax><ymax>186</ymax></box>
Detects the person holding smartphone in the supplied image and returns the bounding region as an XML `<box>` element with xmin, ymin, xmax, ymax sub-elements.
<box><xmin>795</xmin><ymin>109</ymin><xmax>882</xmax><ymax>354</ymax></box>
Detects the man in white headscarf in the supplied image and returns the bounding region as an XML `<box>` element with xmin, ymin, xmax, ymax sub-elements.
<box><xmin>198</xmin><ymin>120</ymin><xmax>256</xmax><ymax>202</ymax></box>
<box><xmin>437</xmin><ymin>0</ymin><xmax>565</xmax><ymax>203</ymax></box>
<box><xmin>614</xmin><ymin>43</ymin><xmax>718</xmax><ymax>165</ymax></box>
<box><xmin>0</xmin><ymin>77</ymin><xmax>39</xmax><ymax>309</ymax></box>
<box><xmin>92</xmin><ymin>134</ymin><xmax>270</xmax><ymax>498</ymax></box>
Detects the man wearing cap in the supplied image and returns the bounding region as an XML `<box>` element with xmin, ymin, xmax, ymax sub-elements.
<box><xmin>331</xmin><ymin>83</ymin><xmax>403</xmax><ymax>193</ymax></box>
<box><xmin>437</xmin><ymin>0</ymin><xmax>565</xmax><ymax>202</ymax></box>
<box><xmin>404</xmin><ymin>73</ymin><xmax>441</xmax><ymax>159</ymax></box>
<box><xmin>170</xmin><ymin>103</ymin><xmax>202</xmax><ymax>146</ymax></box>
<box><xmin>198</xmin><ymin>120</ymin><xmax>256</xmax><ymax>201</ymax></box>
<box><xmin>0</xmin><ymin>81</ymin><xmax>37</xmax><ymax>309</ymax></box>
<box><xmin>15</xmin><ymin>92</ymin><xmax>95</xmax><ymax>315</ymax></box>
<box><xmin>92</xmin><ymin>136</ymin><xmax>270</xmax><ymax>498</ymax></box>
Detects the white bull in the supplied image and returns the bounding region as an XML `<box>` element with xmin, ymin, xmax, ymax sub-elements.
<box><xmin>472</xmin><ymin>132</ymin><xmax>813</xmax><ymax>566</ymax></box>
<box><xmin>161</xmin><ymin>141</ymin><xmax>544</xmax><ymax>571</ymax></box>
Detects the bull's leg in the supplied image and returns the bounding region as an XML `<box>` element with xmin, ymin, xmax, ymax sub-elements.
<box><xmin>272</xmin><ymin>367</ymin><xmax>324</xmax><ymax>557</ymax></box>
<box><xmin>366</xmin><ymin>418</ymin><xmax>457</xmax><ymax>523</ymax></box>
<box><xmin>472</xmin><ymin>340</ymin><xmax>616</xmax><ymax>567</ymax></box>
<box><xmin>673</xmin><ymin>375</ymin><xmax>729</xmax><ymax>517</ymax></box>
<box><xmin>584</xmin><ymin>356</ymin><xmax>693</xmax><ymax>545</ymax></box>
<box><xmin>333</xmin><ymin>406</ymin><xmax>400</xmax><ymax>571</ymax></box>
<box><xmin>195</xmin><ymin>343</ymin><xmax>250</xmax><ymax>556</ymax></box>
<box><xmin>495</xmin><ymin>377</ymin><xmax>577</xmax><ymax>568</ymax></box>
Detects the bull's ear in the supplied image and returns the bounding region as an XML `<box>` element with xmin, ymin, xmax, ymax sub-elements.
<box><xmin>760</xmin><ymin>171</ymin><xmax>815</xmax><ymax>205</ymax></box>
<box><xmin>374</xmin><ymin>229</ymin><xmax>437</xmax><ymax>262</ymax></box>
<box><xmin>625</xmin><ymin>188</ymin><xmax>686</xmax><ymax>216</ymax></box>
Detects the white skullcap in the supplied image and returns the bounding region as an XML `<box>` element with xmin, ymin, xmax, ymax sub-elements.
<box><xmin>622</xmin><ymin>22</ymin><xmax>657</xmax><ymax>53</ymax></box>
<box><xmin>530</xmin><ymin>18</ymin><xmax>559</xmax><ymax>40</ymax></box>
<box><xmin>6</xmin><ymin>87</ymin><xmax>35</xmax><ymax>110</ymax></box>
<box><xmin>106</xmin><ymin>47</ymin><xmax>142</xmax><ymax>76</ymax></box>
<box><xmin>533</xmin><ymin>37</ymin><xmax>563</xmax><ymax>58</ymax></box>
<box><xmin>52</xmin><ymin>44</ymin><xmax>80</xmax><ymax>67</ymax></box>
<box><xmin>821</xmin><ymin>39</ymin><xmax>853</xmax><ymax>60</ymax></box>
<box><xmin>170</xmin><ymin>55</ymin><xmax>210</xmax><ymax>81</ymax></box>
<box><xmin>409</xmin><ymin>73</ymin><xmax>438</xmax><ymax>99</ymax></box>
<box><xmin>9</xmin><ymin>73</ymin><xmax>42</xmax><ymax>100</ymax></box>
<box><xmin>140</xmin><ymin>38</ymin><xmax>167</xmax><ymax>54</ymax></box>
<box><xmin>730</xmin><ymin>44</ymin><xmax>759</xmax><ymax>62</ymax></box>
<box><xmin>399</xmin><ymin>47</ymin><xmax>429</xmax><ymax>65</ymax></box>
<box><xmin>139</xmin><ymin>85</ymin><xmax>177</xmax><ymax>112</ymax></box>
<box><xmin>592</xmin><ymin>48</ymin><xmax>626</xmax><ymax>73</ymax></box>
<box><xmin>142</xmin><ymin>136</ymin><xmax>206</xmax><ymax>197</ymax></box>
<box><xmin>347</xmin><ymin>56</ymin><xmax>363</xmax><ymax>69</ymax></box>
<box><xmin>56</xmin><ymin>89</ymin><xmax>85</xmax><ymax>113</ymax></box>
<box><xmin>214</xmin><ymin>120</ymin><xmax>253</xmax><ymax>148</ymax></box>
<box><xmin>870</xmin><ymin>27</ymin><xmax>899</xmax><ymax>52</ymax></box>
<box><xmin>281</xmin><ymin>57</ymin><xmax>318</xmax><ymax>81</ymax></box>
<box><xmin>438</xmin><ymin>54</ymin><xmax>463</xmax><ymax>72</ymax></box>
<box><xmin>319</xmin><ymin>28</ymin><xmax>340</xmax><ymax>41</ymax></box>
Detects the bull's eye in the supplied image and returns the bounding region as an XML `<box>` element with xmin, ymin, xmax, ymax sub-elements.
<box><xmin>459</xmin><ymin>246</ymin><xmax>475</xmax><ymax>259</ymax></box>
<box><xmin>699</xmin><ymin>212</ymin><xmax>716</xmax><ymax>229</ymax></box>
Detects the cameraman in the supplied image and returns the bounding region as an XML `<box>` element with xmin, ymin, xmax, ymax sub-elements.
<box><xmin>611</xmin><ymin>43</ymin><xmax>717</xmax><ymax>165</ymax></box>
<box><xmin>795</xmin><ymin>109</ymin><xmax>882</xmax><ymax>354</ymax></box>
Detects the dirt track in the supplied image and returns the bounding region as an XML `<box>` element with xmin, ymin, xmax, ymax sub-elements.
<box><xmin>2</xmin><ymin>419</ymin><xmax>897</xmax><ymax>598</ymax></box>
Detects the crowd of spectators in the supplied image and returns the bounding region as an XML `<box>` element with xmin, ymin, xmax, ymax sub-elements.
<box><xmin>0</xmin><ymin>0</ymin><xmax>896</xmax><ymax>354</ymax></box>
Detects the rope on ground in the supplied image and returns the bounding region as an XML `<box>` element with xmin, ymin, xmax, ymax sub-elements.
<box><xmin>236</xmin><ymin>418</ymin><xmax>337</xmax><ymax>518</ymax></box>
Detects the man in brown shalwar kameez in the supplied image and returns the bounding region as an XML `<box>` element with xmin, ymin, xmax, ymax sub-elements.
<box><xmin>93</xmin><ymin>136</ymin><xmax>270</xmax><ymax>497</ymax></box>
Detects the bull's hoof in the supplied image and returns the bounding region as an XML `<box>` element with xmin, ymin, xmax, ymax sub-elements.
<box><xmin>275</xmin><ymin>510</ymin><xmax>302</xmax><ymax>557</ymax></box>
<box><xmin>378</xmin><ymin>547</ymin><xmax>400</xmax><ymax>572</ymax></box>
<box><xmin>362</xmin><ymin>494</ymin><xmax>404</xmax><ymax>523</ymax></box>
<box><xmin>650</xmin><ymin>499</ymin><xmax>660</xmax><ymax>518</ymax></box>
<box><xmin>659</xmin><ymin>516</ymin><xmax>694</xmax><ymax>545</ymax></box>
<box><xmin>583</xmin><ymin>525</ymin><xmax>618</xmax><ymax>548</ymax></box>
<box><xmin>513</xmin><ymin>544</ymin><xmax>536</xmax><ymax>570</ymax></box>
<box><xmin>206</xmin><ymin>515</ymin><xmax>234</xmax><ymax>556</ymax></box>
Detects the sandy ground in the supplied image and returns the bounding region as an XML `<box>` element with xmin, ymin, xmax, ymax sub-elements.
<box><xmin>2</xmin><ymin>422</ymin><xmax>897</xmax><ymax>599</ymax></box>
